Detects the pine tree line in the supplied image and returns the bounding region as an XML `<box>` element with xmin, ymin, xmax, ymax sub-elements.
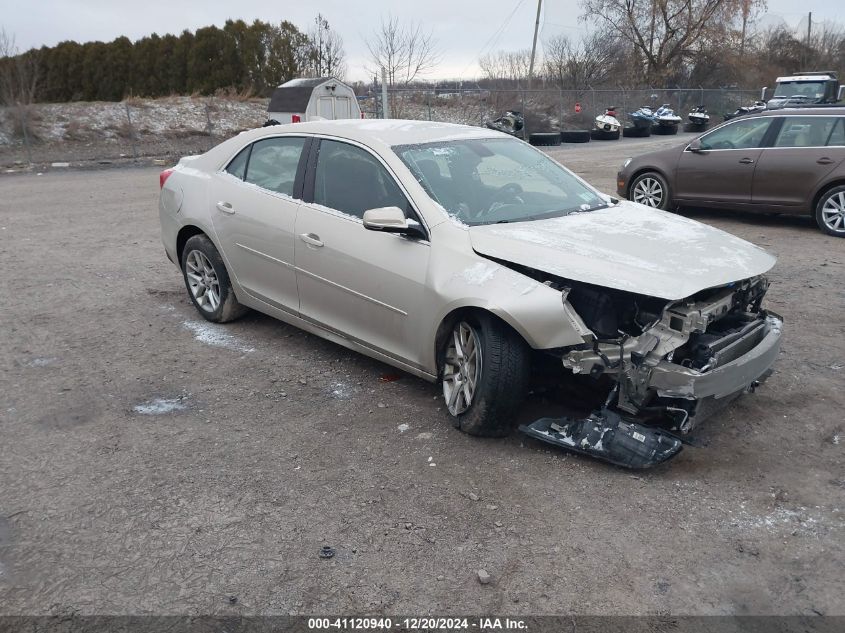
<box><xmin>4</xmin><ymin>19</ymin><xmax>335</xmax><ymax>103</ymax></box>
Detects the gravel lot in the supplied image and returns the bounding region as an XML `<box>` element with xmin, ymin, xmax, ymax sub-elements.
<box><xmin>1</xmin><ymin>134</ymin><xmax>843</xmax><ymax>617</ymax></box>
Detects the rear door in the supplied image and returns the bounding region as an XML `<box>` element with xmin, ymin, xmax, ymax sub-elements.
<box><xmin>210</xmin><ymin>136</ymin><xmax>309</xmax><ymax>314</ymax></box>
<box><xmin>674</xmin><ymin>117</ymin><xmax>774</xmax><ymax>205</ymax></box>
<box><xmin>752</xmin><ymin>115</ymin><xmax>845</xmax><ymax>208</ymax></box>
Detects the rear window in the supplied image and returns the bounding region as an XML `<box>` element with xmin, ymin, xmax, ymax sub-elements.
<box><xmin>244</xmin><ymin>137</ymin><xmax>306</xmax><ymax>197</ymax></box>
<box><xmin>774</xmin><ymin>116</ymin><xmax>842</xmax><ymax>148</ymax></box>
<box><xmin>225</xmin><ymin>146</ymin><xmax>250</xmax><ymax>179</ymax></box>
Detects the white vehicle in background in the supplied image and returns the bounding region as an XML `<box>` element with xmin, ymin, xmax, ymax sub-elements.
<box><xmin>265</xmin><ymin>77</ymin><xmax>361</xmax><ymax>125</ymax></box>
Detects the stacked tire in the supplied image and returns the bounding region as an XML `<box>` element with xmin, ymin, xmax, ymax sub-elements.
<box><xmin>528</xmin><ymin>132</ymin><xmax>561</xmax><ymax>147</ymax></box>
<box><xmin>683</xmin><ymin>122</ymin><xmax>708</xmax><ymax>133</ymax></box>
<box><xmin>560</xmin><ymin>130</ymin><xmax>591</xmax><ymax>143</ymax></box>
<box><xmin>590</xmin><ymin>128</ymin><xmax>620</xmax><ymax>140</ymax></box>
<box><xmin>653</xmin><ymin>125</ymin><xmax>679</xmax><ymax>135</ymax></box>
<box><xmin>623</xmin><ymin>126</ymin><xmax>651</xmax><ymax>138</ymax></box>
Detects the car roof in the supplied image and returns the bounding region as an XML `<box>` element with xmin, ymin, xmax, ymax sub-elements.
<box><xmin>758</xmin><ymin>106</ymin><xmax>845</xmax><ymax>117</ymax></box>
<box><xmin>258</xmin><ymin>119</ymin><xmax>504</xmax><ymax>147</ymax></box>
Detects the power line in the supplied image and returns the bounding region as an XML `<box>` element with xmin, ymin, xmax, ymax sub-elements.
<box><xmin>458</xmin><ymin>0</ymin><xmax>527</xmax><ymax>79</ymax></box>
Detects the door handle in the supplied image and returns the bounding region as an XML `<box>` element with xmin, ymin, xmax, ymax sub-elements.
<box><xmin>817</xmin><ymin>157</ymin><xmax>834</xmax><ymax>165</ymax></box>
<box><xmin>738</xmin><ymin>158</ymin><xmax>755</xmax><ymax>164</ymax></box>
<box><xmin>299</xmin><ymin>233</ymin><xmax>324</xmax><ymax>247</ymax></box>
<box><xmin>216</xmin><ymin>201</ymin><xmax>235</xmax><ymax>214</ymax></box>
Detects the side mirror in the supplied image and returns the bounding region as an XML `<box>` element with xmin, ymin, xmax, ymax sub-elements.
<box><xmin>760</xmin><ymin>86</ymin><xmax>768</xmax><ymax>101</ymax></box>
<box><xmin>688</xmin><ymin>139</ymin><xmax>703</xmax><ymax>153</ymax></box>
<box><xmin>363</xmin><ymin>206</ymin><xmax>424</xmax><ymax>237</ymax></box>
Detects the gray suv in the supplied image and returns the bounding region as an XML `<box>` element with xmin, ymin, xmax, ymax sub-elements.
<box><xmin>617</xmin><ymin>108</ymin><xmax>845</xmax><ymax>236</ymax></box>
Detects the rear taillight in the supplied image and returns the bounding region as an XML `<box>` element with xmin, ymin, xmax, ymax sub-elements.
<box><xmin>291</xmin><ymin>114</ymin><xmax>301</xmax><ymax>123</ymax></box>
<box><xmin>159</xmin><ymin>168</ymin><xmax>174</xmax><ymax>189</ymax></box>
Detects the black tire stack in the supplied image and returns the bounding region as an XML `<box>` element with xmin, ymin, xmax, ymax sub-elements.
<box><xmin>590</xmin><ymin>128</ymin><xmax>620</xmax><ymax>141</ymax></box>
<box><xmin>560</xmin><ymin>130</ymin><xmax>591</xmax><ymax>143</ymax></box>
<box><xmin>528</xmin><ymin>132</ymin><xmax>562</xmax><ymax>146</ymax></box>
<box><xmin>683</xmin><ymin>122</ymin><xmax>708</xmax><ymax>133</ymax></box>
<box><xmin>653</xmin><ymin>125</ymin><xmax>679</xmax><ymax>135</ymax></box>
<box><xmin>623</xmin><ymin>126</ymin><xmax>651</xmax><ymax>138</ymax></box>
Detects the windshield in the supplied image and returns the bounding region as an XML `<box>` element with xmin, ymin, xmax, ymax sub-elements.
<box><xmin>774</xmin><ymin>81</ymin><xmax>826</xmax><ymax>99</ymax></box>
<box><xmin>393</xmin><ymin>137</ymin><xmax>608</xmax><ymax>225</ymax></box>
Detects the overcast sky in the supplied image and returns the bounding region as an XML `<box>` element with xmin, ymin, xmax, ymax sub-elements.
<box><xmin>0</xmin><ymin>0</ymin><xmax>840</xmax><ymax>81</ymax></box>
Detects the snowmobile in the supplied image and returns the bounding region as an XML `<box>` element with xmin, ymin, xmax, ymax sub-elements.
<box><xmin>629</xmin><ymin>106</ymin><xmax>656</xmax><ymax>129</ymax></box>
<box><xmin>485</xmin><ymin>110</ymin><xmax>524</xmax><ymax>137</ymax></box>
<box><xmin>595</xmin><ymin>107</ymin><xmax>621</xmax><ymax>132</ymax></box>
<box><xmin>687</xmin><ymin>105</ymin><xmax>710</xmax><ymax>126</ymax></box>
<box><xmin>724</xmin><ymin>100</ymin><xmax>766</xmax><ymax>121</ymax></box>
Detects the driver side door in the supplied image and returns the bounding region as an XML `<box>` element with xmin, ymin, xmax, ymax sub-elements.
<box><xmin>674</xmin><ymin>117</ymin><xmax>775</xmax><ymax>206</ymax></box>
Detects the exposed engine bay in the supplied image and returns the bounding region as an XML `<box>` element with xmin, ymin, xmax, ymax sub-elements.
<box><xmin>496</xmin><ymin>258</ymin><xmax>783</xmax><ymax>468</ymax></box>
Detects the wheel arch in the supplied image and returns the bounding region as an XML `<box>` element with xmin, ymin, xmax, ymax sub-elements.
<box><xmin>433</xmin><ymin>306</ymin><xmax>532</xmax><ymax>378</ymax></box>
<box><xmin>626</xmin><ymin>166</ymin><xmax>671</xmax><ymax>199</ymax></box>
<box><xmin>811</xmin><ymin>179</ymin><xmax>845</xmax><ymax>217</ymax></box>
<box><xmin>176</xmin><ymin>225</ymin><xmax>211</xmax><ymax>264</ymax></box>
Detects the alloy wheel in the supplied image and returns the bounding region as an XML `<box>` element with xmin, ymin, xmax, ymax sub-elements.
<box><xmin>442</xmin><ymin>322</ymin><xmax>482</xmax><ymax>416</ymax></box>
<box><xmin>185</xmin><ymin>250</ymin><xmax>220</xmax><ymax>312</ymax></box>
<box><xmin>632</xmin><ymin>177</ymin><xmax>664</xmax><ymax>208</ymax></box>
<box><xmin>821</xmin><ymin>191</ymin><xmax>845</xmax><ymax>233</ymax></box>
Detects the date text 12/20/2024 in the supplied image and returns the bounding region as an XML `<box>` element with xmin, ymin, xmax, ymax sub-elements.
<box><xmin>307</xmin><ymin>617</ymin><xmax>528</xmax><ymax>630</ymax></box>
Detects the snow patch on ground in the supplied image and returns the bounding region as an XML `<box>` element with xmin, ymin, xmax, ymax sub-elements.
<box><xmin>330</xmin><ymin>382</ymin><xmax>353</xmax><ymax>399</ymax></box>
<box><xmin>134</xmin><ymin>397</ymin><xmax>187</xmax><ymax>415</ymax></box>
<box><xmin>730</xmin><ymin>505</ymin><xmax>832</xmax><ymax>535</ymax></box>
<box><xmin>397</xmin><ymin>423</ymin><xmax>410</xmax><ymax>433</ymax></box>
<box><xmin>182</xmin><ymin>320</ymin><xmax>254</xmax><ymax>353</ymax></box>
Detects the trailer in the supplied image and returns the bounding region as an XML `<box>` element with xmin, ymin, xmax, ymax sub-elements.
<box><xmin>266</xmin><ymin>77</ymin><xmax>362</xmax><ymax>125</ymax></box>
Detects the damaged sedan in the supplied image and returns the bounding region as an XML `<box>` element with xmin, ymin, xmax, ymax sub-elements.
<box><xmin>159</xmin><ymin>119</ymin><xmax>783</xmax><ymax>468</ymax></box>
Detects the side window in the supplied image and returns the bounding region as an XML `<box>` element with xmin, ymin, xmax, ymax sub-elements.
<box><xmin>225</xmin><ymin>146</ymin><xmax>250</xmax><ymax>179</ymax></box>
<box><xmin>826</xmin><ymin>118</ymin><xmax>845</xmax><ymax>147</ymax></box>
<box><xmin>313</xmin><ymin>139</ymin><xmax>410</xmax><ymax>219</ymax></box>
<box><xmin>699</xmin><ymin>118</ymin><xmax>772</xmax><ymax>150</ymax></box>
<box><xmin>774</xmin><ymin>116</ymin><xmax>839</xmax><ymax>148</ymax></box>
<box><xmin>243</xmin><ymin>137</ymin><xmax>306</xmax><ymax>197</ymax></box>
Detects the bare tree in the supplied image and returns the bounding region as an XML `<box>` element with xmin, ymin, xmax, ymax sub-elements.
<box><xmin>367</xmin><ymin>15</ymin><xmax>439</xmax><ymax>87</ymax></box>
<box><xmin>579</xmin><ymin>0</ymin><xmax>758</xmax><ymax>84</ymax></box>
<box><xmin>0</xmin><ymin>28</ymin><xmax>40</xmax><ymax>162</ymax></box>
<box><xmin>304</xmin><ymin>14</ymin><xmax>346</xmax><ymax>79</ymax></box>
<box><xmin>479</xmin><ymin>49</ymin><xmax>532</xmax><ymax>86</ymax></box>
<box><xmin>543</xmin><ymin>32</ymin><xmax>623</xmax><ymax>89</ymax></box>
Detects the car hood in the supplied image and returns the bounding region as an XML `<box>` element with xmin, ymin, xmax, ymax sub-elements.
<box><xmin>468</xmin><ymin>202</ymin><xmax>776</xmax><ymax>300</ymax></box>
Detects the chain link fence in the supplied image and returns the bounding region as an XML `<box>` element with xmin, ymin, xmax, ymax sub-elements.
<box><xmin>359</xmin><ymin>87</ymin><xmax>762</xmax><ymax>136</ymax></box>
<box><xmin>1</xmin><ymin>88</ymin><xmax>763</xmax><ymax>168</ymax></box>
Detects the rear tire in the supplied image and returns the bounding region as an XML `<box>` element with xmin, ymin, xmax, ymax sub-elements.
<box><xmin>528</xmin><ymin>132</ymin><xmax>561</xmax><ymax>146</ymax></box>
<box><xmin>590</xmin><ymin>128</ymin><xmax>620</xmax><ymax>140</ymax></box>
<box><xmin>815</xmin><ymin>185</ymin><xmax>845</xmax><ymax>237</ymax></box>
<box><xmin>441</xmin><ymin>314</ymin><xmax>530</xmax><ymax>438</ymax></box>
<box><xmin>628</xmin><ymin>171</ymin><xmax>672</xmax><ymax>210</ymax></box>
<box><xmin>181</xmin><ymin>234</ymin><xmax>249</xmax><ymax>323</ymax></box>
<box><xmin>560</xmin><ymin>129</ymin><xmax>591</xmax><ymax>143</ymax></box>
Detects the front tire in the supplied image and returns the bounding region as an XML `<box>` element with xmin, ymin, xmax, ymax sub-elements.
<box><xmin>815</xmin><ymin>186</ymin><xmax>845</xmax><ymax>237</ymax></box>
<box><xmin>181</xmin><ymin>234</ymin><xmax>249</xmax><ymax>322</ymax></box>
<box><xmin>441</xmin><ymin>314</ymin><xmax>530</xmax><ymax>438</ymax></box>
<box><xmin>629</xmin><ymin>171</ymin><xmax>672</xmax><ymax>210</ymax></box>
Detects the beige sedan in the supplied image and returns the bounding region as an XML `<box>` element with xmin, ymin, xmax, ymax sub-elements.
<box><xmin>159</xmin><ymin>120</ymin><xmax>783</xmax><ymax>467</ymax></box>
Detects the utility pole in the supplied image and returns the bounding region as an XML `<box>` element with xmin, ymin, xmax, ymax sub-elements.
<box><xmin>527</xmin><ymin>0</ymin><xmax>542</xmax><ymax>89</ymax></box>
<box><xmin>806</xmin><ymin>12</ymin><xmax>812</xmax><ymax>68</ymax></box>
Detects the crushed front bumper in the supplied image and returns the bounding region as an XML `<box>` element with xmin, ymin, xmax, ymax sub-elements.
<box><xmin>649</xmin><ymin>313</ymin><xmax>782</xmax><ymax>401</ymax></box>
<box><xmin>521</xmin><ymin>311</ymin><xmax>783</xmax><ymax>468</ymax></box>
